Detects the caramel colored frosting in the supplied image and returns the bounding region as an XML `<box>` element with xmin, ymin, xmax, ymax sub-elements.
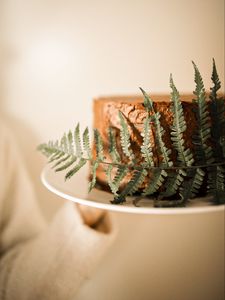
<box><xmin>93</xmin><ymin>95</ymin><xmax>200</xmax><ymax>192</ymax></box>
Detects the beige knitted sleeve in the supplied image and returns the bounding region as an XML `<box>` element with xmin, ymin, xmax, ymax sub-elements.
<box><xmin>0</xmin><ymin>122</ymin><xmax>116</xmax><ymax>300</ymax></box>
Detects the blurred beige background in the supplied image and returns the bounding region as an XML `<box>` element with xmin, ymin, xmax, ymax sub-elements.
<box><xmin>0</xmin><ymin>0</ymin><xmax>224</xmax><ymax>299</ymax></box>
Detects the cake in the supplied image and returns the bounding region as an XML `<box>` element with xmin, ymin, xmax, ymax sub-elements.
<box><xmin>38</xmin><ymin>60</ymin><xmax>225</xmax><ymax>206</ymax></box>
<box><xmin>93</xmin><ymin>95</ymin><xmax>199</xmax><ymax>194</ymax></box>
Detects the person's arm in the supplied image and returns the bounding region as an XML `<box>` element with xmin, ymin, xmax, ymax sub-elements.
<box><xmin>0</xmin><ymin>122</ymin><xmax>116</xmax><ymax>300</ymax></box>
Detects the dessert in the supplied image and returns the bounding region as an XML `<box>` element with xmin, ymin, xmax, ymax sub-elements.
<box><xmin>38</xmin><ymin>60</ymin><xmax>225</xmax><ymax>207</ymax></box>
<box><xmin>93</xmin><ymin>95</ymin><xmax>198</xmax><ymax>192</ymax></box>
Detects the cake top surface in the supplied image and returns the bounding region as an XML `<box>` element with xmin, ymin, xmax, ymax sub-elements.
<box><xmin>94</xmin><ymin>94</ymin><xmax>194</xmax><ymax>104</ymax></box>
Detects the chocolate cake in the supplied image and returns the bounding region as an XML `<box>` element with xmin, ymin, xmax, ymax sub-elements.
<box><xmin>93</xmin><ymin>95</ymin><xmax>198</xmax><ymax>193</ymax></box>
<box><xmin>38</xmin><ymin>59</ymin><xmax>225</xmax><ymax>205</ymax></box>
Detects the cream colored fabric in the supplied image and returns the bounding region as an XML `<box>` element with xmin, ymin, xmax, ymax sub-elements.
<box><xmin>0</xmin><ymin>121</ymin><xmax>115</xmax><ymax>300</ymax></box>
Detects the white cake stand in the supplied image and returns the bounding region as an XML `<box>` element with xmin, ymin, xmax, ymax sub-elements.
<box><xmin>41</xmin><ymin>165</ymin><xmax>225</xmax><ymax>215</ymax></box>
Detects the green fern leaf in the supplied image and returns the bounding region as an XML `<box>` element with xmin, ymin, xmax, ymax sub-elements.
<box><xmin>142</xmin><ymin>169</ymin><xmax>167</xmax><ymax>196</ymax></box>
<box><xmin>110</xmin><ymin>165</ymin><xmax>128</xmax><ymax>194</ymax></box>
<box><xmin>88</xmin><ymin>160</ymin><xmax>100</xmax><ymax>192</ymax></box>
<box><xmin>38</xmin><ymin>61</ymin><xmax>224</xmax><ymax>208</ymax></box>
<box><xmin>74</xmin><ymin>124</ymin><xmax>83</xmax><ymax>157</ymax></box>
<box><xmin>159</xmin><ymin>169</ymin><xmax>186</xmax><ymax>198</ymax></box>
<box><xmin>83</xmin><ymin>127</ymin><xmax>92</xmax><ymax>159</ymax></box>
<box><xmin>169</xmin><ymin>75</ymin><xmax>194</xmax><ymax>166</ymax></box>
<box><xmin>209</xmin><ymin>59</ymin><xmax>225</xmax><ymax>161</ymax></box>
<box><xmin>180</xmin><ymin>168</ymin><xmax>205</xmax><ymax>201</ymax></box>
<box><xmin>37</xmin><ymin>143</ymin><xmax>54</xmax><ymax>158</ymax></box>
<box><xmin>141</xmin><ymin>115</ymin><xmax>154</xmax><ymax>166</ymax></box>
<box><xmin>105</xmin><ymin>164</ymin><xmax>127</xmax><ymax>196</ymax></box>
<box><xmin>192</xmin><ymin>61</ymin><xmax>214</xmax><ymax>165</ymax></box>
<box><xmin>52</xmin><ymin>154</ymin><xmax>70</xmax><ymax>168</ymax></box>
<box><xmin>94</xmin><ymin>129</ymin><xmax>105</xmax><ymax>161</ymax></box>
<box><xmin>67</xmin><ymin>130</ymin><xmax>74</xmax><ymax>155</ymax></box>
<box><xmin>118</xmin><ymin>111</ymin><xmax>135</xmax><ymax>162</ymax></box>
<box><xmin>60</xmin><ymin>133</ymin><xmax>69</xmax><ymax>153</ymax></box>
<box><xmin>48</xmin><ymin>151</ymin><xmax>64</xmax><ymax>162</ymax></box>
<box><xmin>65</xmin><ymin>158</ymin><xmax>86</xmax><ymax>180</ymax></box>
<box><xmin>159</xmin><ymin>75</ymin><xmax>194</xmax><ymax>199</ymax></box>
<box><xmin>192</xmin><ymin>62</ymin><xmax>219</xmax><ymax>197</ymax></box>
<box><xmin>139</xmin><ymin>87</ymin><xmax>154</xmax><ymax>112</ymax></box>
<box><xmin>55</xmin><ymin>156</ymin><xmax>77</xmax><ymax>172</ymax></box>
<box><xmin>38</xmin><ymin>141</ymin><xmax>64</xmax><ymax>161</ymax></box>
<box><xmin>207</xmin><ymin>166</ymin><xmax>225</xmax><ymax>204</ymax></box>
<box><xmin>210</xmin><ymin>58</ymin><xmax>221</xmax><ymax>100</ymax></box>
<box><xmin>140</xmin><ymin>88</ymin><xmax>173</xmax><ymax>167</ymax></box>
<box><xmin>108</xmin><ymin>127</ymin><xmax>121</xmax><ymax>163</ymax></box>
<box><xmin>113</xmin><ymin>168</ymin><xmax>147</xmax><ymax>203</ymax></box>
<box><xmin>105</xmin><ymin>164</ymin><xmax>114</xmax><ymax>192</ymax></box>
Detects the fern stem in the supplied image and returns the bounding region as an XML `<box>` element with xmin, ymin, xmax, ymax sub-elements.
<box><xmin>39</xmin><ymin>143</ymin><xmax>225</xmax><ymax>171</ymax></box>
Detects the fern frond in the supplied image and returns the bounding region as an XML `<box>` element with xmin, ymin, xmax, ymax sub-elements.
<box><xmin>210</xmin><ymin>58</ymin><xmax>221</xmax><ymax>100</ymax></box>
<box><xmin>105</xmin><ymin>164</ymin><xmax>114</xmax><ymax>192</ymax></box>
<box><xmin>110</xmin><ymin>165</ymin><xmax>128</xmax><ymax>194</ymax></box>
<box><xmin>209</xmin><ymin>59</ymin><xmax>225</xmax><ymax>161</ymax></box>
<box><xmin>141</xmin><ymin>115</ymin><xmax>154</xmax><ymax>166</ymax></box>
<box><xmin>192</xmin><ymin>62</ymin><xmax>220</xmax><ymax>197</ymax></box>
<box><xmin>158</xmin><ymin>76</ymin><xmax>194</xmax><ymax>200</ymax></box>
<box><xmin>170</xmin><ymin>75</ymin><xmax>194</xmax><ymax>166</ymax></box>
<box><xmin>88</xmin><ymin>160</ymin><xmax>99</xmax><ymax>192</ymax></box>
<box><xmin>192</xmin><ymin>61</ymin><xmax>214</xmax><ymax>165</ymax></box>
<box><xmin>38</xmin><ymin>60</ymin><xmax>225</xmax><ymax>208</ymax></box>
<box><xmin>60</xmin><ymin>133</ymin><xmax>68</xmax><ymax>153</ymax></box>
<box><xmin>105</xmin><ymin>164</ymin><xmax>128</xmax><ymax>196</ymax></box>
<box><xmin>74</xmin><ymin>124</ymin><xmax>83</xmax><ymax>157</ymax></box>
<box><xmin>83</xmin><ymin>127</ymin><xmax>92</xmax><ymax>159</ymax></box>
<box><xmin>180</xmin><ymin>168</ymin><xmax>205</xmax><ymax>201</ymax></box>
<box><xmin>159</xmin><ymin>169</ymin><xmax>186</xmax><ymax>198</ymax></box>
<box><xmin>140</xmin><ymin>88</ymin><xmax>173</xmax><ymax>167</ymax></box>
<box><xmin>38</xmin><ymin>142</ymin><xmax>57</xmax><ymax>158</ymax></box>
<box><xmin>49</xmin><ymin>151</ymin><xmax>64</xmax><ymax>162</ymax></box>
<box><xmin>108</xmin><ymin>127</ymin><xmax>121</xmax><ymax>163</ymax></box>
<box><xmin>38</xmin><ymin>126</ymin><xmax>88</xmax><ymax>183</ymax></box>
<box><xmin>65</xmin><ymin>158</ymin><xmax>86</xmax><ymax>180</ymax></box>
<box><xmin>118</xmin><ymin>111</ymin><xmax>135</xmax><ymax>162</ymax></box>
<box><xmin>55</xmin><ymin>156</ymin><xmax>77</xmax><ymax>172</ymax></box>
<box><xmin>52</xmin><ymin>154</ymin><xmax>70</xmax><ymax>168</ymax></box>
<box><xmin>67</xmin><ymin>130</ymin><xmax>74</xmax><ymax>155</ymax></box>
<box><xmin>192</xmin><ymin>61</ymin><xmax>205</xmax><ymax>96</ymax></box>
<box><xmin>113</xmin><ymin>168</ymin><xmax>147</xmax><ymax>203</ymax></box>
<box><xmin>207</xmin><ymin>166</ymin><xmax>225</xmax><ymax>204</ymax></box>
<box><xmin>139</xmin><ymin>87</ymin><xmax>154</xmax><ymax>112</ymax></box>
<box><xmin>94</xmin><ymin>129</ymin><xmax>104</xmax><ymax>161</ymax></box>
<box><xmin>142</xmin><ymin>169</ymin><xmax>167</xmax><ymax>196</ymax></box>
